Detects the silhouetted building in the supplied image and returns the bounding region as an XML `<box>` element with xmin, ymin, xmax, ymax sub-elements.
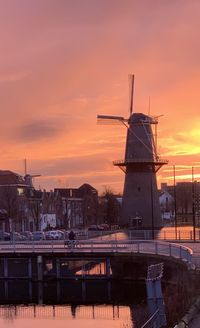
<box><xmin>0</xmin><ymin>170</ymin><xmax>30</xmax><ymax>232</ymax></box>
<box><xmin>55</xmin><ymin>184</ymin><xmax>98</xmax><ymax>229</ymax></box>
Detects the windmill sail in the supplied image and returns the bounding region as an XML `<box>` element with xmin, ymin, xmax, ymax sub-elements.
<box><xmin>97</xmin><ymin>115</ymin><xmax>127</xmax><ymax>125</ymax></box>
<box><xmin>129</xmin><ymin>74</ymin><xmax>134</xmax><ymax>115</ymax></box>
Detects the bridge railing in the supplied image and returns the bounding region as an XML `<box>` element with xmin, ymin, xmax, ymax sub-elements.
<box><xmin>0</xmin><ymin>240</ymin><xmax>193</xmax><ymax>266</ymax></box>
<box><xmin>141</xmin><ymin>308</ymin><xmax>159</xmax><ymax>328</ymax></box>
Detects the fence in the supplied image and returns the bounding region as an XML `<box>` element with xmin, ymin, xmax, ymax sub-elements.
<box><xmin>85</xmin><ymin>228</ymin><xmax>200</xmax><ymax>241</ymax></box>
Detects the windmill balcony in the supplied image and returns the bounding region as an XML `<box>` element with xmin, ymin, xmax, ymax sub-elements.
<box><xmin>113</xmin><ymin>157</ymin><xmax>168</xmax><ymax>166</ymax></box>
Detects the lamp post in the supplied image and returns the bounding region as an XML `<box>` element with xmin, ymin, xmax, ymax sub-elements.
<box><xmin>150</xmin><ymin>175</ymin><xmax>155</xmax><ymax>240</ymax></box>
<box><xmin>173</xmin><ymin>166</ymin><xmax>178</xmax><ymax>240</ymax></box>
<box><xmin>192</xmin><ymin>167</ymin><xmax>196</xmax><ymax>242</ymax></box>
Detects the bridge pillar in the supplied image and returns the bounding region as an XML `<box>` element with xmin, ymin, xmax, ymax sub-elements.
<box><xmin>56</xmin><ymin>259</ymin><xmax>60</xmax><ymax>279</ymax></box>
<box><xmin>106</xmin><ymin>258</ymin><xmax>111</xmax><ymax>277</ymax></box>
<box><xmin>38</xmin><ymin>282</ymin><xmax>43</xmax><ymax>304</ymax></box>
<box><xmin>82</xmin><ymin>281</ymin><xmax>86</xmax><ymax>302</ymax></box>
<box><xmin>57</xmin><ymin>281</ymin><xmax>61</xmax><ymax>302</ymax></box>
<box><xmin>4</xmin><ymin>281</ymin><xmax>8</xmax><ymax>300</ymax></box>
<box><xmin>107</xmin><ymin>281</ymin><xmax>111</xmax><ymax>301</ymax></box>
<box><xmin>28</xmin><ymin>258</ymin><xmax>32</xmax><ymax>279</ymax></box>
<box><xmin>3</xmin><ymin>258</ymin><xmax>8</xmax><ymax>278</ymax></box>
<box><xmin>37</xmin><ymin>255</ymin><xmax>43</xmax><ymax>281</ymax></box>
<box><xmin>29</xmin><ymin>282</ymin><xmax>32</xmax><ymax>301</ymax></box>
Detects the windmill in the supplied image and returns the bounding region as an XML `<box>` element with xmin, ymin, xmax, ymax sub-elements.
<box><xmin>24</xmin><ymin>158</ymin><xmax>41</xmax><ymax>188</ymax></box>
<box><xmin>97</xmin><ymin>75</ymin><xmax>168</xmax><ymax>228</ymax></box>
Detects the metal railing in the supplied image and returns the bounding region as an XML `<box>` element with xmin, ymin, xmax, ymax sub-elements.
<box><xmin>141</xmin><ymin>309</ymin><xmax>159</xmax><ymax>328</ymax></box>
<box><xmin>79</xmin><ymin>228</ymin><xmax>200</xmax><ymax>242</ymax></box>
<box><xmin>113</xmin><ymin>158</ymin><xmax>168</xmax><ymax>165</ymax></box>
<box><xmin>123</xmin><ymin>229</ymin><xmax>200</xmax><ymax>241</ymax></box>
<box><xmin>0</xmin><ymin>240</ymin><xmax>193</xmax><ymax>266</ymax></box>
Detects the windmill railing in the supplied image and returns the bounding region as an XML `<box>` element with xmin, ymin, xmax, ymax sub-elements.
<box><xmin>113</xmin><ymin>158</ymin><xmax>169</xmax><ymax>165</ymax></box>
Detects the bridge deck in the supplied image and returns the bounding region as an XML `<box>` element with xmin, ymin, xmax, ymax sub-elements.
<box><xmin>0</xmin><ymin>240</ymin><xmax>192</xmax><ymax>266</ymax></box>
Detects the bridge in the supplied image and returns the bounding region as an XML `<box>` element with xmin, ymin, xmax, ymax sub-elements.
<box><xmin>0</xmin><ymin>239</ymin><xmax>192</xmax><ymax>259</ymax></box>
<box><xmin>0</xmin><ymin>239</ymin><xmax>198</xmax><ymax>328</ymax></box>
<box><xmin>0</xmin><ymin>239</ymin><xmax>193</xmax><ymax>281</ymax></box>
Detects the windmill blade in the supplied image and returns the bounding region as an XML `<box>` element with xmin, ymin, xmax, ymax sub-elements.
<box><xmin>97</xmin><ymin>114</ymin><xmax>127</xmax><ymax>125</ymax></box>
<box><xmin>152</xmin><ymin>114</ymin><xmax>164</xmax><ymax>120</ymax></box>
<box><xmin>129</xmin><ymin>74</ymin><xmax>134</xmax><ymax>115</ymax></box>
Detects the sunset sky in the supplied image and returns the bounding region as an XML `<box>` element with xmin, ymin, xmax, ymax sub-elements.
<box><xmin>1</xmin><ymin>0</ymin><xmax>200</xmax><ymax>193</ymax></box>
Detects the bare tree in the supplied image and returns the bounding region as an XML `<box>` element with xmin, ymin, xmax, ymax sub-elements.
<box><xmin>29</xmin><ymin>199</ymin><xmax>42</xmax><ymax>230</ymax></box>
<box><xmin>100</xmin><ymin>186</ymin><xmax>121</xmax><ymax>226</ymax></box>
<box><xmin>0</xmin><ymin>186</ymin><xmax>18</xmax><ymax>231</ymax></box>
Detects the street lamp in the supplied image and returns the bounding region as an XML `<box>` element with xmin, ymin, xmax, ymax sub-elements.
<box><xmin>192</xmin><ymin>167</ymin><xmax>196</xmax><ymax>242</ymax></box>
<box><xmin>150</xmin><ymin>175</ymin><xmax>155</xmax><ymax>240</ymax></box>
<box><xmin>173</xmin><ymin>166</ymin><xmax>178</xmax><ymax>240</ymax></box>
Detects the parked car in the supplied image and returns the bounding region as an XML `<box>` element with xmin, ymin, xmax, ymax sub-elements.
<box><xmin>98</xmin><ymin>224</ymin><xmax>110</xmax><ymax>230</ymax></box>
<box><xmin>0</xmin><ymin>231</ymin><xmax>10</xmax><ymax>241</ymax></box>
<box><xmin>10</xmin><ymin>232</ymin><xmax>26</xmax><ymax>241</ymax></box>
<box><xmin>88</xmin><ymin>225</ymin><xmax>104</xmax><ymax>231</ymax></box>
<box><xmin>32</xmin><ymin>231</ymin><xmax>45</xmax><ymax>241</ymax></box>
<box><xmin>45</xmin><ymin>230</ymin><xmax>64</xmax><ymax>240</ymax></box>
<box><xmin>21</xmin><ymin>231</ymin><xmax>33</xmax><ymax>240</ymax></box>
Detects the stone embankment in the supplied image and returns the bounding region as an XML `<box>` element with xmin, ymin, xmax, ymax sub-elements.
<box><xmin>174</xmin><ymin>296</ymin><xmax>200</xmax><ymax>328</ymax></box>
<box><xmin>173</xmin><ymin>242</ymin><xmax>200</xmax><ymax>328</ymax></box>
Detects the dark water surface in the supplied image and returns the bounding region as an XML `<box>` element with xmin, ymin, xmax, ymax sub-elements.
<box><xmin>0</xmin><ymin>280</ymin><xmax>147</xmax><ymax>328</ymax></box>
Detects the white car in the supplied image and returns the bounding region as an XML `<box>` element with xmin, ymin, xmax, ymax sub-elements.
<box><xmin>45</xmin><ymin>230</ymin><xmax>64</xmax><ymax>240</ymax></box>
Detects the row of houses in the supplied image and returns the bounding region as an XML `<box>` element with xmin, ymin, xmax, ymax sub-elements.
<box><xmin>159</xmin><ymin>181</ymin><xmax>200</xmax><ymax>225</ymax></box>
<box><xmin>0</xmin><ymin>170</ymin><xmax>120</xmax><ymax>232</ymax></box>
<box><xmin>0</xmin><ymin>170</ymin><xmax>200</xmax><ymax>232</ymax></box>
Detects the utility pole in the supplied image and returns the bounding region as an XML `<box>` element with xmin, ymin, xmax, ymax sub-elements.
<box><xmin>151</xmin><ymin>175</ymin><xmax>155</xmax><ymax>240</ymax></box>
<box><xmin>173</xmin><ymin>166</ymin><xmax>177</xmax><ymax>240</ymax></box>
<box><xmin>24</xmin><ymin>158</ymin><xmax>27</xmax><ymax>175</ymax></box>
<box><xmin>192</xmin><ymin>167</ymin><xmax>196</xmax><ymax>242</ymax></box>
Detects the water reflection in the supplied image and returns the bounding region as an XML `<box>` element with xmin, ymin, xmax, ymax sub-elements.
<box><xmin>0</xmin><ymin>280</ymin><xmax>146</xmax><ymax>305</ymax></box>
<box><xmin>0</xmin><ymin>304</ymin><xmax>146</xmax><ymax>328</ymax></box>
<box><xmin>0</xmin><ymin>281</ymin><xmax>148</xmax><ymax>328</ymax></box>
<box><xmin>0</xmin><ymin>280</ymin><xmax>190</xmax><ymax>328</ymax></box>
<box><xmin>44</xmin><ymin>259</ymin><xmax>108</xmax><ymax>278</ymax></box>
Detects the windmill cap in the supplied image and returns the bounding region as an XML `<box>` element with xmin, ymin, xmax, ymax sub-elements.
<box><xmin>129</xmin><ymin>113</ymin><xmax>155</xmax><ymax>124</ymax></box>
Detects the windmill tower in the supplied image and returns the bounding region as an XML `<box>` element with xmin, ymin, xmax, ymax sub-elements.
<box><xmin>97</xmin><ymin>75</ymin><xmax>168</xmax><ymax>228</ymax></box>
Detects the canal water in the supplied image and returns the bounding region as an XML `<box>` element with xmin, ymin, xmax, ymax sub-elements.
<box><xmin>0</xmin><ymin>280</ymin><xmax>148</xmax><ymax>328</ymax></box>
